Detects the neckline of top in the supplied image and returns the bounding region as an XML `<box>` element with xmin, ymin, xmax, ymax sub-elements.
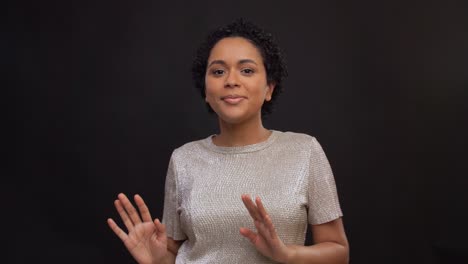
<box><xmin>203</xmin><ymin>130</ymin><xmax>280</xmax><ymax>154</ymax></box>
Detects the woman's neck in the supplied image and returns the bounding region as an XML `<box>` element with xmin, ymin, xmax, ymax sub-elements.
<box><xmin>212</xmin><ymin>116</ymin><xmax>271</xmax><ymax>147</ymax></box>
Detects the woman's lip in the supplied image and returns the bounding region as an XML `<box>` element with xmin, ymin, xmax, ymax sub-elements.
<box><xmin>222</xmin><ymin>97</ymin><xmax>245</xmax><ymax>104</ymax></box>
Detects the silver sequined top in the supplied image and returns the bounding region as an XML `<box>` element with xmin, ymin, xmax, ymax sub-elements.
<box><xmin>162</xmin><ymin>130</ymin><xmax>343</xmax><ymax>263</ymax></box>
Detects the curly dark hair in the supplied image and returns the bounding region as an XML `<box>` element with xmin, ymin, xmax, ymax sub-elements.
<box><xmin>191</xmin><ymin>18</ymin><xmax>288</xmax><ymax>117</ymax></box>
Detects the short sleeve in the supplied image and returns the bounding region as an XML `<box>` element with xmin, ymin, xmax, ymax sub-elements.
<box><xmin>162</xmin><ymin>153</ymin><xmax>187</xmax><ymax>240</ymax></box>
<box><xmin>307</xmin><ymin>137</ymin><xmax>343</xmax><ymax>225</ymax></box>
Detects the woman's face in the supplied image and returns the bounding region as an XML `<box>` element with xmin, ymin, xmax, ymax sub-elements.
<box><xmin>205</xmin><ymin>37</ymin><xmax>275</xmax><ymax>124</ymax></box>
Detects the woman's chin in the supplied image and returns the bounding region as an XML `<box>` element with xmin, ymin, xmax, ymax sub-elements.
<box><xmin>216</xmin><ymin>111</ymin><xmax>253</xmax><ymax>125</ymax></box>
<box><xmin>218</xmin><ymin>115</ymin><xmax>245</xmax><ymax>125</ymax></box>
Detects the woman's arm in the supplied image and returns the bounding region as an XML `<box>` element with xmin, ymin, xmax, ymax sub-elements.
<box><xmin>286</xmin><ymin>219</ymin><xmax>349</xmax><ymax>264</ymax></box>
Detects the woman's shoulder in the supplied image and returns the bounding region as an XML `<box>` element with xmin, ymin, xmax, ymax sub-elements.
<box><xmin>276</xmin><ymin>130</ymin><xmax>317</xmax><ymax>145</ymax></box>
<box><xmin>275</xmin><ymin>131</ymin><xmax>328</xmax><ymax>158</ymax></box>
<box><xmin>170</xmin><ymin>136</ymin><xmax>212</xmax><ymax>159</ymax></box>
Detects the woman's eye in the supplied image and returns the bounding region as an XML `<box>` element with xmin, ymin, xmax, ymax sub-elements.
<box><xmin>241</xmin><ymin>68</ymin><xmax>254</xmax><ymax>75</ymax></box>
<box><xmin>212</xmin><ymin>69</ymin><xmax>225</xmax><ymax>75</ymax></box>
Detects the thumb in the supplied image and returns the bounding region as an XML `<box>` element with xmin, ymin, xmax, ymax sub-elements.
<box><xmin>240</xmin><ymin>227</ymin><xmax>258</xmax><ymax>244</ymax></box>
<box><xmin>154</xmin><ymin>218</ymin><xmax>167</xmax><ymax>242</ymax></box>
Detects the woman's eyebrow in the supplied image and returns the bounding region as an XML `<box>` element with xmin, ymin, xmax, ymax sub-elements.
<box><xmin>208</xmin><ymin>59</ymin><xmax>258</xmax><ymax>67</ymax></box>
<box><xmin>208</xmin><ymin>60</ymin><xmax>227</xmax><ymax>67</ymax></box>
<box><xmin>238</xmin><ymin>59</ymin><xmax>257</xmax><ymax>65</ymax></box>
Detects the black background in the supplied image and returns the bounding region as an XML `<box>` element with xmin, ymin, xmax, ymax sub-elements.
<box><xmin>8</xmin><ymin>0</ymin><xmax>468</xmax><ymax>263</ymax></box>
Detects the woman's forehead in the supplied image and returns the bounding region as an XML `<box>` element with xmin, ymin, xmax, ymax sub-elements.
<box><xmin>208</xmin><ymin>37</ymin><xmax>263</xmax><ymax>64</ymax></box>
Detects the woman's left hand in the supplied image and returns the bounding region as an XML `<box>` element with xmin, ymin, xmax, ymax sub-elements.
<box><xmin>240</xmin><ymin>194</ymin><xmax>293</xmax><ymax>263</ymax></box>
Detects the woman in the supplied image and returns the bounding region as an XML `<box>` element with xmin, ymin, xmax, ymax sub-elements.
<box><xmin>107</xmin><ymin>19</ymin><xmax>349</xmax><ymax>264</ymax></box>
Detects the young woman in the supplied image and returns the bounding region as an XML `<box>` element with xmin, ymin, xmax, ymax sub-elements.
<box><xmin>108</xmin><ymin>19</ymin><xmax>349</xmax><ymax>264</ymax></box>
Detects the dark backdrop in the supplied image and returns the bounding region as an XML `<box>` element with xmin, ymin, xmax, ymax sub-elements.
<box><xmin>9</xmin><ymin>0</ymin><xmax>468</xmax><ymax>263</ymax></box>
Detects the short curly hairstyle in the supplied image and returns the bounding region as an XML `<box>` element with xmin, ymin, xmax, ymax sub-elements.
<box><xmin>191</xmin><ymin>18</ymin><xmax>288</xmax><ymax>117</ymax></box>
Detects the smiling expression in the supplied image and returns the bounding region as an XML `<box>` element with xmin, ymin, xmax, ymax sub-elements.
<box><xmin>205</xmin><ymin>37</ymin><xmax>275</xmax><ymax>124</ymax></box>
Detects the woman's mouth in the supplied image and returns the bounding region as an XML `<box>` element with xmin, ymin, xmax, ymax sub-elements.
<box><xmin>221</xmin><ymin>95</ymin><xmax>246</xmax><ymax>105</ymax></box>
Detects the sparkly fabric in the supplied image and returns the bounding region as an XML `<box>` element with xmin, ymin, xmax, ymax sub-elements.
<box><xmin>162</xmin><ymin>130</ymin><xmax>343</xmax><ymax>264</ymax></box>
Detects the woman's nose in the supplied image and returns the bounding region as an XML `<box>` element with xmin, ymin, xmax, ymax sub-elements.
<box><xmin>224</xmin><ymin>72</ymin><xmax>240</xmax><ymax>88</ymax></box>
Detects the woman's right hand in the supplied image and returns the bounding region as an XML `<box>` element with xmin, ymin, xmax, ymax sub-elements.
<box><xmin>107</xmin><ymin>193</ymin><xmax>168</xmax><ymax>264</ymax></box>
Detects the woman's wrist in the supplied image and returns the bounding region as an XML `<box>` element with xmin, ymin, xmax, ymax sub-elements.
<box><xmin>283</xmin><ymin>245</ymin><xmax>299</xmax><ymax>264</ymax></box>
<box><xmin>157</xmin><ymin>251</ymin><xmax>176</xmax><ymax>264</ymax></box>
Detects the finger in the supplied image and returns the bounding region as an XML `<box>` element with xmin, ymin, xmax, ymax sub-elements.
<box><xmin>114</xmin><ymin>199</ymin><xmax>134</xmax><ymax>232</ymax></box>
<box><xmin>154</xmin><ymin>218</ymin><xmax>166</xmax><ymax>238</ymax></box>
<box><xmin>264</xmin><ymin>214</ymin><xmax>279</xmax><ymax>239</ymax></box>
<box><xmin>107</xmin><ymin>218</ymin><xmax>129</xmax><ymax>242</ymax></box>
<box><xmin>241</xmin><ymin>194</ymin><xmax>261</xmax><ymax>221</ymax></box>
<box><xmin>254</xmin><ymin>197</ymin><xmax>278</xmax><ymax>240</ymax></box>
<box><xmin>118</xmin><ymin>193</ymin><xmax>142</xmax><ymax>225</ymax></box>
<box><xmin>239</xmin><ymin>227</ymin><xmax>258</xmax><ymax>244</ymax></box>
<box><xmin>254</xmin><ymin>219</ymin><xmax>273</xmax><ymax>241</ymax></box>
<box><xmin>255</xmin><ymin>196</ymin><xmax>269</xmax><ymax>220</ymax></box>
<box><xmin>134</xmin><ymin>194</ymin><xmax>152</xmax><ymax>222</ymax></box>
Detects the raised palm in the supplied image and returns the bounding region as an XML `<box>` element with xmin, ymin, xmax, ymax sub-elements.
<box><xmin>108</xmin><ymin>193</ymin><xmax>168</xmax><ymax>264</ymax></box>
<box><xmin>240</xmin><ymin>194</ymin><xmax>290</xmax><ymax>263</ymax></box>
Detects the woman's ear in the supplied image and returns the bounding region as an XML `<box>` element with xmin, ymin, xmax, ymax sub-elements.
<box><xmin>265</xmin><ymin>82</ymin><xmax>276</xmax><ymax>102</ymax></box>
